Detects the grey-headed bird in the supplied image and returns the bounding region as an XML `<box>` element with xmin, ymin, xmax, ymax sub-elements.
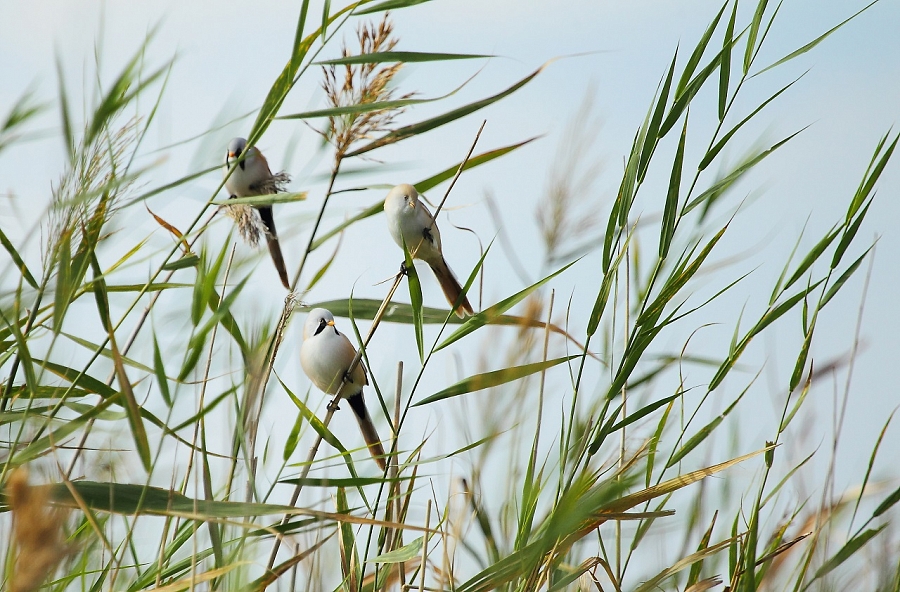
<box><xmin>384</xmin><ymin>184</ymin><xmax>473</xmax><ymax>317</ymax></box>
<box><xmin>225</xmin><ymin>137</ymin><xmax>291</xmax><ymax>289</ymax></box>
<box><xmin>299</xmin><ymin>308</ymin><xmax>386</xmax><ymax>469</ymax></box>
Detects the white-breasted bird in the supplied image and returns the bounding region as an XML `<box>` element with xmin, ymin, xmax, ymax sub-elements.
<box><xmin>299</xmin><ymin>308</ymin><xmax>386</xmax><ymax>469</ymax></box>
<box><xmin>225</xmin><ymin>137</ymin><xmax>291</xmax><ymax>289</ymax></box>
<box><xmin>384</xmin><ymin>184</ymin><xmax>473</xmax><ymax>318</ymax></box>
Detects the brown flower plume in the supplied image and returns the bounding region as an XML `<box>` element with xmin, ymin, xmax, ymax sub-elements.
<box><xmin>7</xmin><ymin>469</ymin><xmax>71</xmax><ymax>592</ymax></box>
<box><xmin>321</xmin><ymin>14</ymin><xmax>413</xmax><ymax>160</ymax></box>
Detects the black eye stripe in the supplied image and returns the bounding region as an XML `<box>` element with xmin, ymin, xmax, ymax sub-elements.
<box><xmin>313</xmin><ymin>318</ymin><xmax>327</xmax><ymax>336</ymax></box>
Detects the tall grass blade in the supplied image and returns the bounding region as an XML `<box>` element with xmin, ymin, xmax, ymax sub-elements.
<box><xmin>415</xmin><ymin>137</ymin><xmax>539</xmax><ymax>193</ymax></box>
<box><xmin>848</xmin><ymin>131</ymin><xmax>897</xmax><ymax>220</ymax></box>
<box><xmin>279</xmin><ymin>378</ymin><xmax>367</xmax><ymax>489</ymax></box>
<box><xmin>718</xmin><ymin>0</ymin><xmax>738</xmax><ymax>120</ymax></box>
<box><xmin>743</xmin><ymin>0</ymin><xmax>770</xmax><ymax>73</ymax></box>
<box><xmin>55</xmin><ymin>54</ymin><xmax>75</xmax><ymax>164</ymax></box>
<box><xmin>633</xmin><ymin>537</ymin><xmax>735</xmax><ymax>592</ymax></box>
<box><xmin>403</xmin><ymin>242</ymin><xmax>425</xmax><ymax>362</ymax></box>
<box><xmin>0</xmin><ymin>227</ymin><xmax>38</xmax><ymax>289</ymax></box>
<box><xmin>873</xmin><ymin>485</ymin><xmax>900</xmax><ymax>518</ymax></box>
<box><xmin>782</xmin><ymin>226</ymin><xmax>840</xmax><ymax>291</ymax></box>
<box><xmin>754</xmin><ymin>1</ymin><xmax>879</xmax><ymax>77</ymax></box>
<box><xmin>637</xmin><ymin>51</ymin><xmax>678</xmax><ymax>183</ymax></box>
<box><xmin>684</xmin><ymin>128</ymin><xmax>806</xmax><ymax>215</ymax></box>
<box><xmin>414</xmin><ymin>355</ymin><xmax>579</xmax><ymax>406</ymax></box>
<box><xmin>436</xmin><ymin>259</ymin><xmax>577</xmax><ymax>351</ymax></box>
<box><xmin>822</xmin><ymin>247</ymin><xmax>872</xmax><ymax>307</ymax></box>
<box><xmin>699</xmin><ymin>74</ymin><xmax>804</xmax><ymax>172</ymax></box>
<box><xmin>346</xmin><ymin>63</ymin><xmax>550</xmax><ymax>157</ymax></box>
<box><xmin>152</xmin><ymin>336</ymin><xmax>171</xmax><ymax>407</ymax></box>
<box><xmin>660</xmin><ymin>116</ymin><xmax>688</xmax><ymax>258</ymax></box>
<box><xmin>660</xmin><ymin>39</ymin><xmax>735</xmax><ymax>137</ymax></box>
<box><xmin>675</xmin><ymin>2</ymin><xmax>728</xmax><ymax>97</ymax></box>
<box><xmin>336</xmin><ymin>487</ymin><xmax>361</xmax><ymax>592</ymax></box>
<box><xmin>311</xmin><ymin>139</ymin><xmax>535</xmax><ymax>251</ymax></box>
<box><xmin>315</xmin><ymin>51</ymin><xmax>492</xmax><ymax>65</ymax></box>
<box><xmin>808</xmin><ymin>526</ymin><xmax>887</xmax><ymax>584</ymax></box>
<box><xmin>355</xmin><ymin>0</ymin><xmax>435</xmax><ymax>15</ymax></box>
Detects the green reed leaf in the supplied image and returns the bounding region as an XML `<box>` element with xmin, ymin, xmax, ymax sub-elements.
<box><xmin>316</xmin><ymin>51</ymin><xmax>492</xmax><ymax>65</ymax></box>
<box><xmin>660</xmin><ymin>115</ymin><xmax>687</xmax><ymax>258</ymax></box>
<box><xmin>718</xmin><ymin>0</ymin><xmax>738</xmax><ymax>120</ymax></box>
<box><xmin>0</xmin><ymin>226</ymin><xmax>38</xmax><ymax>289</ymax></box>
<box><xmin>435</xmin><ymin>259</ymin><xmax>578</xmax><ymax>351</ymax></box>
<box><xmin>675</xmin><ymin>2</ymin><xmax>728</xmax><ymax>97</ymax></box>
<box><xmin>403</xmin><ymin>240</ymin><xmax>425</xmax><ymax>362</ymax></box>
<box><xmin>414</xmin><ymin>355</ymin><xmax>578</xmax><ymax>406</ymax></box>
<box><xmin>346</xmin><ymin>63</ymin><xmax>550</xmax><ymax>157</ymax></box>
<box><xmin>754</xmin><ymin>1</ymin><xmax>879</xmax><ymax>77</ymax></box>
<box><xmin>354</xmin><ymin>0</ymin><xmax>435</xmax><ymax>15</ymax></box>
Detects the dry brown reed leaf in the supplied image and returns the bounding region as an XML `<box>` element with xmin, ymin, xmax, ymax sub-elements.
<box><xmin>517</xmin><ymin>293</ymin><xmax>545</xmax><ymax>343</ymax></box>
<box><xmin>321</xmin><ymin>14</ymin><xmax>413</xmax><ymax>159</ymax></box>
<box><xmin>686</xmin><ymin>576</ymin><xmax>723</xmax><ymax>592</ymax></box>
<box><xmin>360</xmin><ymin>558</ymin><xmax>421</xmax><ymax>590</ymax></box>
<box><xmin>7</xmin><ymin>468</ymin><xmax>71</xmax><ymax>592</ymax></box>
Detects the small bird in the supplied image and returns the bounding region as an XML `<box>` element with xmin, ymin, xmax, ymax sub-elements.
<box><xmin>384</xmin><ymin>184</ymin><xmax>473</xmax><ymax>317</ymax></box>
<box><xmin>300</xmin><ymin>308</ymin><xmax>386</xmax><ymax>469</ymax></box>
<box><xmin>225</xmin><ymin>137</ymin><xmax>291</xmax><ymax>290</ymax></box>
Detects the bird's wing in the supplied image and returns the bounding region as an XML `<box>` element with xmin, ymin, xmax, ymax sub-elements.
<box><xmin>417</xmin><ymin>201</ymin><xmax>442</xmax><ymax>251</ymax></box>
<box><xmin>339</xmin><ymin>331</ymin><xmax>368</xmax><ymax>387</ymax></box>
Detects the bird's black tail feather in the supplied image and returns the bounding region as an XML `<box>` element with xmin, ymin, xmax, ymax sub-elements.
<box><xmin>346</xmin><ymin>392</ymin><xmax>386</xmax><ymax>469</ymax></box>
<box><xmin>257</xmin><ymin>205</ymin><xmax>290</xmax><ymax>290</ymax></box>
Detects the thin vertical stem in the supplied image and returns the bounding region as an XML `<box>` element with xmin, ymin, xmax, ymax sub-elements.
<box><xmin>418</xmin><ymin>499</ymin><xmax>432</xmax><ymax>592</ymax></box>
<box><xmin>616</xmin><ymin>240</ymin><xmax>631</xmax><ymax>582</ymax></box>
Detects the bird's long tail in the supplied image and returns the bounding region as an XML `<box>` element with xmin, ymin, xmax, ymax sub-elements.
<box><xmin>257</xmin><ymin>206</ymin><xmax>291</xmax><ymax>290</ymax></box>
<box><xmin>429</xmin><ymin>257</ymin><xmax>474</xmax><ymax>318</ymax></box>
<box><xmin>346</xmin><ymin>392</ymin><xmax>386</xmax><ymax>469</ymax></box>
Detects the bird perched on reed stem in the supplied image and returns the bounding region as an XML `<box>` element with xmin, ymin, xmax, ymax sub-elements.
<box><xmin>224</xmin><ymin>137</ymin><xmax>291</xmax><ymax>289</ymax></box>
<box><xmin>384</xmin><ymin>184</ymin><xmax>473</xmax><ymax>318</ymax></box>
<box><xmin>299</xmin><ymin>308</ymin><xmax>386</xmax><ymax>469</ymax></box>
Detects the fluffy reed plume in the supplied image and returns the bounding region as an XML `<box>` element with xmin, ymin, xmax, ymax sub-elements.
<box><xmin>321</xmin><ymin>14</ymin><xmax>413</xmax><ymax>159</ymax></box>
<box><xmin>7</xmin><ymin>469</ymin><xmax>70</xmax><ymax>592</ymax></box>
<box><xmin>537</xmin><ymin>94</ymin><xmax>603</xmax><ymax>264</ymax></box>
<box><xmin>47</xmin><ymin>119</ymin><xmax>138</xmax><ymax>269</ymax></box>
<box><xmin>222</xmin><ymin>171</ymin><xmax>290</xmax><ymax>246</ymax></box>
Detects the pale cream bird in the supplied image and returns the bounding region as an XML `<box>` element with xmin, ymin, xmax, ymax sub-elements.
<box><xmin>299</xmin><ymin>308</ymin><xmax>386</xmax><ymax>469</ymax></box>
<box><xmin>383</xmin><ymin>184</ymin><xmax>473</xmax><ymax>317</ymax></box>
<box><xmin>225</xmin><ymin>137</ymin><xmax>291</xmax><ymax>289</ymax></box>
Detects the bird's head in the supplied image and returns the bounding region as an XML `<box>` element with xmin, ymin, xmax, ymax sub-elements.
<box><xmin>304</xmin><ymin>308</ymin><xmax>337</xmax><ymax>340</ymax></box>
<box><xmin>385</xmin><ymin>183</ymin><xmax>419</xmax><ymax>212</ymax></box>
<box><xmin>226</xmin><ymin>137</ymin><xmax>249</xmax><ymax>169</ymax></box>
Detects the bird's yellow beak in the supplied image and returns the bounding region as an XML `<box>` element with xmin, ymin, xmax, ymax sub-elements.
<box><xmin>326</xmin><ymin>320</ymin><xmax>335</xmax><ymax>327</ymax></box>
<box><xmin>228</xmin><ymin>151</ymin><xmax>237</xmax><ymax>159</ymax></box>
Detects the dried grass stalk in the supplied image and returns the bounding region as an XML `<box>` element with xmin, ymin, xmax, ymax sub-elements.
<box><xmin>47</xmin><ymin>118</ymin><xmax>139</xmax><ymax>264</ymax></box>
